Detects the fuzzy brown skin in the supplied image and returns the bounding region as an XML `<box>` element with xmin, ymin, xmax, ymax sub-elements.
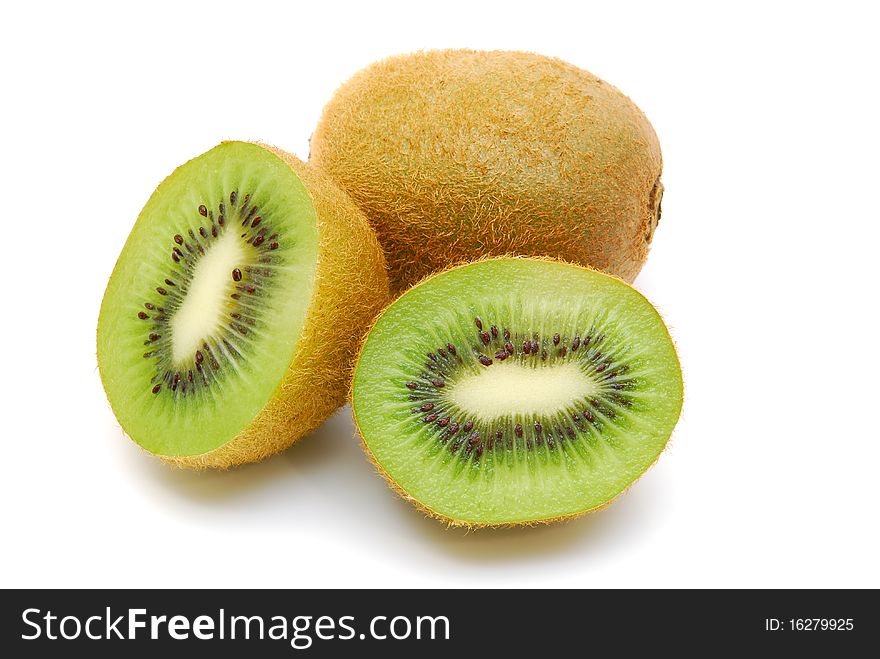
<box><xmin>161</xmin><ymin>145</ymin><xmax>389</xmax><ymax>469</ymax></box>
<box><xmin>310</xmin><ymin>49</ymin><xmax>663</xmax><ymax>296</ymax></box>
<box><xmin>349</xmin><ymin>256</ymin><xmax>681</xmax><ymax>528</ymax></box>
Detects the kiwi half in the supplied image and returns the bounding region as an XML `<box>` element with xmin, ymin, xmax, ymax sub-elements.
<box><xmin>352</xmin><ymin>258</ymin><xmax>682</xmax><ymax>526</ymax></box>
<box><xmin>310</xmin><ymin>49</ymin><xmax>663</xmax><ymax>295</ymax></box>
<box><xmin>97</xmin><ymin>141</ymin><xmax>388</xmax><ymax>468</ymax></box>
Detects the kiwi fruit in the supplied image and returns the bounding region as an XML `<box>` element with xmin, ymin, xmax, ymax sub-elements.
<box><xmin>310</xmin><ymin>49</ymin><xmax>663</xmax><ymax>295</ymax></box>
<box><xmin>97</xmin><ymin>141</ymin><xmax>388</xmax><ymax>468</ymax></box>
<box><xmin>351</xmin><ymin>258</ymin><xmax>682</xmax><ymax>526</ymax></box>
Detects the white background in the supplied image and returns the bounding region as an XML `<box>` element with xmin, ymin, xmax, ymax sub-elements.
<box><xmin>2</xmin><ymin>1</ymin><xmax>878</xmax><ymax>588</ymax></box>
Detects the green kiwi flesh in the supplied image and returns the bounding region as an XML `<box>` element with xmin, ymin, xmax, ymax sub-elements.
<box><xmin>97</xmin><ymin>141</ymin><xmax>390</xmax><ymax>467</ymax></box>
<box><xmin>352</xmin><ymin>258</ymin><xmax>683</xmax><ymax>526</ymax></box>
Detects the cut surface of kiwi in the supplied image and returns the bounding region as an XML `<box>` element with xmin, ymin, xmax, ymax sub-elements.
<box><xmin>98</xmin><ymin>141</ymin><xmax>388</xmax><ymax>468</ymax></box>
<box><xmin>352</xmin><ymin>258</ymin><xmax>682</xmax><ymax>526</ymax></box>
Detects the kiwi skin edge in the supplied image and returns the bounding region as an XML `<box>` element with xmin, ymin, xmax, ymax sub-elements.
<box><xmin>349</xmin><ymin>256</ymin><xmax>683</xmax><ymax>529</ymax></box>
<box><xmin>98</xmin><ymin>142</ymin><xmax>389</xmax><ymax>469</ymax></box>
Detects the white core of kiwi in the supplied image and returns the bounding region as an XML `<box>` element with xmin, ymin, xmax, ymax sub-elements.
<box><xmin>170</xmin><ymin>229</ymin><xmax>246</xmax><ymax>364</ymax></box>
<box><xmin>444</xmin><ymin>361</ymin><xmax>597</xmax><ymax>423</ymax></box>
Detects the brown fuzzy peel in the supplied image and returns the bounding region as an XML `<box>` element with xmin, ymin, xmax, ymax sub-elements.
<box><xmin>311</xmin><ymin>49</ymin><xmax>663</xmax><ymax>296</ymax></box>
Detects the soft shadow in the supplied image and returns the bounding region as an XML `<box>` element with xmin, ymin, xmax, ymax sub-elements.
<box><xmin>116</xmin><ymin>404</ymin><xmax>670</xmax><ymax>564</ymax></box>
<box><xmin>383</xmin><ymin>474</ymin><xmax>668</xmax><ymax>564</ymax></box>
<box><xmin>123</xmin><ymin>409</ymin><xmax>357</xmax><ymax>502</ymax></box>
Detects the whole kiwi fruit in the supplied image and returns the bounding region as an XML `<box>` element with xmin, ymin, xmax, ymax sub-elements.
<box><xmin>97</xmin><ymin>141</ymin><xmax>388</xmax><ymax>468</ymax></box>
<box><xmin>310</xmin><ymin>49</ymin><xmax>664</xmax><ymax>295</ymax></box>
